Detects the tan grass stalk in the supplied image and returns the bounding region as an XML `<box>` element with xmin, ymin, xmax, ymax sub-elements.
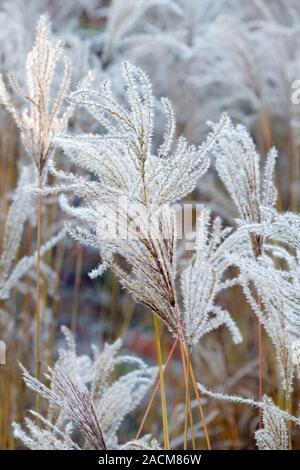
<box><xmin>181</xmin><ymin>342</ymin><xmax>195</xmax><ymax>449</ymax></box>
<box><xmin>184</xmin><ymin>346</ymin><xmax>212</xmax><ymax>450</ymax></box>
<box><xmin>153</xmin><ymin>314</ymin><xmax>170</xmax><ymax>450</ymax></box>
<box><xmin>136</xmin><ymin>338</ymin><xmax>178</xmax><ymax>440</ymax></box>
<box><xmin>71</xmin><ymin>243</ymin><xmax>83</xmax><ymax>333</ymax></box>
<box><xmin>35</xmin><ymin>175</ymin><xmax>42</xmax><ymax>413</ymax></box>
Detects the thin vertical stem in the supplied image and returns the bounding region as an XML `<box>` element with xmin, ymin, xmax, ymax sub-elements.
<box><xmin>136</xmin><ymin>339</ymin><xmax>178</xmax><ymax>440</ymax></box>
<box><xmin>186</xmin><ymin>353</ymin><xmax>196</xmax><ymax>450</ymax></box>
<box><xmin>35</xmin><ymin>175</ymin><xmax>42</xmax><ymax>413</ymax></box>
<box><xmin>181</xmin><ymin>342</ymin><xmax>193</xmax><ymax>450</ymax></box>
<box><xmin>285</xmin><ymin>389</ymin><xmax>292</xmax><ymax>450</ymax></box>
<box><xmin>153</xmin><ymin>314</ymin><xmax>170</xmax><ymax>450</ymax></box>
<box><xmin>172</xmin><ymin>303</ymin><xmax>211</xmax><ymax>450</ymax></box>
<box><xmin>71</xmin><ymin>243</ymin><xmax>83</xmax><ymax>334</ymax></box>
<box><xmin>258</xmin><ymin>319</ymin><xmax>263</xmax><ymax>429</ymax></box>
<box><xmin>183</xmin><ymin>349</ymin><xmax>189</xmax><ymax>449</ymax></box>
<box><xmin>184</xmin><ymin>346</ymin><xmax>211</xmax><ymax>450</ymax></box>
<box><xmin>253</xmin><ymin>237</ymin><xmax>264</xmax><ymax>430</ymax></box>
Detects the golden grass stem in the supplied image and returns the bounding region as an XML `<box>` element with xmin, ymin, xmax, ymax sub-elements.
<box><xmin>136</xmin><ymin>339</ymin><xmax>178</xmax><ymax>440</ymax></box>
<box><xmin>35</xmin><ymin>175</ymin><xmax>42</xmax><ymax>413</ymax></box>
<box><xmin>183</xmin><ymin>356</ymin><xmax>189</xmax><ymax>449</ymax></box>
<box><xmin>184</xmin><ymin>346</ymin><xmax>211</xmax><ymax>450</ymax></box>
<box><xmin>258</xmin><ymin>319</ymin><xmax>263</xmax><ymax>429</ymax></box>
<box><xmin>180</xmin><ymin>342</ymin><xmax>191</xmax><ymax>450</ymax></box>
<box><xmin>71</xmin><ymin>243</ymin><xmax>83</xmax><ymax>333</ymax></box>
<box><xmin>254</xmin><ymin>241</ymin><xmax>264</xmax><ymax>430</ymax></box>
<box><xmin>172</xmin><ymin>303</ymin><xmax>211</xmax><ymax>450</ymax></box>
<box><xmin>186</xmin><ymin>353</ymin><xmax>196</xmax><ymax>450</ymax></box>
<box><xmin>153</xmin><ymin>314</ymin><xmax>170</xmax><ymax>450</ymax></box>
<box><xmin>286</xmin><ymin>390</ymin><xmax>292</xmax><ymax>450</ymax></box>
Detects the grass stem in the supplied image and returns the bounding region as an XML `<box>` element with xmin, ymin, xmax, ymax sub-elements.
<box><xmin>136</xmin><ymin>339</ymin><xmax>178</xmax><ymax>440</ymax></box>
<box><xmin>153</xmin><ymin>314</ymin><xmax>170</xmax><ymax>450</ymax></box>
<box><xmin>183</xmin><ymin>345</ymin><xmax>211</xmax><ymax>450</ymax></box>
<box><xmin>258</xmin><ymin>319</ymin><xmax>263</xmax><ymax>429</ymax></box>
<box><xmin>35</xmin><ymin>175</ymin><xmax>42</xmax><ymax>413</ymax></box>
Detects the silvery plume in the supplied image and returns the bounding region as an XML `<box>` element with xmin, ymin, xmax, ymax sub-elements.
<box><xmin>46</xmin><ymin>61</ymin><xmax>233</xmax><ymax>345</ymax></box>
<box><xmin>0</xmin><ymin>16</ymin><xmax>94</xmax><ymax>179</ymax></box>
<box><xmin>13</xmin><ymin>326</ymin><xmax>158</xmax><ymax>450</ymax></box>
<box><xmin>198</xmin><ymin>384</ymin><xmax>300</xmax><ymax>450</ymax></box>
